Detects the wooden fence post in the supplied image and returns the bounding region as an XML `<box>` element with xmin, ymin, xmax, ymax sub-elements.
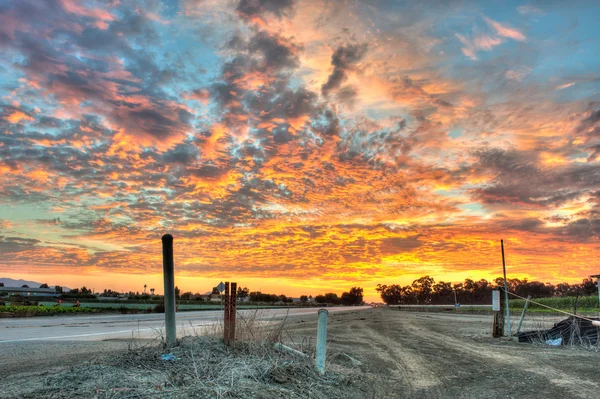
<box><xmin>229</xmin><ymin>282</ymin><xmax>237</xmax><ymax>345</ymax></box>
<box><xmin>492</xmin><ymin>289</ymin><xmax>505</xmax><ymax>337</ymax></box>
<box><xmin>224</xmin><ymin>282</ymin><xmax>230</xmax><ymax>345</ymax></box>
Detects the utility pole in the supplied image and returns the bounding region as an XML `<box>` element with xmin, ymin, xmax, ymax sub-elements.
<box><xmin>501</xmin><ymin>239</ymin><xmax>511</xmax><ymax>336</ymax></box>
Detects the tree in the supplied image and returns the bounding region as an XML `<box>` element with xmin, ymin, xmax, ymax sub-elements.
<box><xmin>181</xmin><ymin>292</ymin><xmax>193</xmax><ymax>300</ymax></box>
<box><xmin>376</xmin><ymin>284</ymin><xmax>402</xmax><ymax>305</ymax></box>
<box><xmin>21</xmin><ymin>285</ymin><xmax>29</xmax><ymax>288</ymax></box>
<box><xmin>237</xmin><ymin>286</ymin><xmax>249</xmax><ymax>300</ymax></box>
<box><xmin>150</xmin><ymin>288</ymin><xmax>155</xmax><ymax>295</ymax></box>
<box><xmin>175</xmin><ymin>286</ymin><xmax>181</xmax><ymax>299</ymax></box>
<box><xmin>212</xmin><ymin>287</ymin><xmax>220</xmax><ymax>295</ymax></box>
<box><xmin>433</xmin><ymin>281</ymin><xmax>453</xmax><ymax>304</ymax></box>
<box><xmin>341</xmin><ymin>287</ymin><xmax>363</xmax><ymax>305</ymax></box>
<box><xmin>300</xmin><ymin>295</ymin><xmax>308</xmax><ymax>304</ymax></box>
<box><xmin>0</xmin><ymin>282</ymin><xmax>4</xmax><ymax>287</ymax></box>
<box><xmin>39</xmin><ymin>283</ymin><xmax>49</xmax><ymax>289</ymax></box>
<box><xmin>412</xmin><ymin>276</ymin><xmax>435</xmax><ymax>304</ymax></box>
<box><xmin>315</xmin><ymin>293</ymin><xmax>340</xmax><ymax>305</ymax></box>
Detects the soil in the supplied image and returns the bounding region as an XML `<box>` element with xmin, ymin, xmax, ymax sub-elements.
<box><xmin>1</xmin><ymin>308</ymin><xmax>599</xmax><ymax>398</ymax></box>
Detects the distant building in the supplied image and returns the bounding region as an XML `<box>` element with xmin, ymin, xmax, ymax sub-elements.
<box><xmin>0</xmin><ymin>286</ymin><xmax>59</xmax><ymax>298</ymax></box>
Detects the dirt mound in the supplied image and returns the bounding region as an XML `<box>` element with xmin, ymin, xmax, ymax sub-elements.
<box><xmin>1</xmin><ymin>336</ymin><xmax>370</xmax><ymax>399</ymax></box>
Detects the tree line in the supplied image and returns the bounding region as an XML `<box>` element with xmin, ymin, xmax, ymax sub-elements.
<box><xmin>4</xmin><ymin>281</ymin><xmax>365</xmax><ymax>306</ymax></box>
<box><xmin>376</xmin><ymin>276</ymin><xmax>598</xmax><ymax>305</ymax></box>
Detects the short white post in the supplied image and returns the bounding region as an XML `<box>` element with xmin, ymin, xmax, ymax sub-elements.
<box><xmin>316</xmin><ymin>309</ymin><xmax>328</xmax><ymax>375</ymax></box>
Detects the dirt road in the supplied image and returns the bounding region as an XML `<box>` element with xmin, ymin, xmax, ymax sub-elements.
<box><xmin>287</xmin><ymin>308</ymin><xmax>600</xmax><ymax>399</ymax></box>
<box><xmin>2</xmin><ymin>308</ymin><xmax>599</xmax><ymax>398</ymax></box>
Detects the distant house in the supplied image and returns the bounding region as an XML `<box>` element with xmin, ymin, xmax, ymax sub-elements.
<box><xmin>0</xmin><ymin>286</ymin><xmax>59</xmax><ymax>298</ymax></box>
<box><xmin>200</xmin><ymin>292</ymin><xmax>221</xmax><ymax>302</ymax></box>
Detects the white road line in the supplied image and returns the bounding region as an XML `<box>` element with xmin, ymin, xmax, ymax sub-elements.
<box><xmin>0</xmin><ymin>328</ymin><xmax>156</xmax><ymax>343</ymax></box>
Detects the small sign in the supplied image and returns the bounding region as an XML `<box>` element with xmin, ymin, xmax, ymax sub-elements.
<box><xmin>492</xmin><ymin>290</ymin><xmax>500</xmax><ymax>311</ymax></box>
<box><xmin>216</xmin><ymin>282</ymin><xmax>225</xmax><ymax>293</ymax></box>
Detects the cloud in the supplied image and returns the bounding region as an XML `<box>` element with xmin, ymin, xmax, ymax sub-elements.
<box><xmin>472</xmin><ymin>147</ymin><xmax>600</xmax><ymax>207</ymax></box>
<box><xmin>236</xmin><ymin>0</ymin><xmax>296</xmax><ymax>20</ymax></box>
<box><xmin>517</xmin><ymin>5</ymin><xmax>544</xmax><ymax>16</ymax></box>
<box><xmin>1</xmin><ymin>0</ymin><xmax>599</xmax><ymax>292</ymax></box>
<box><xmin>321</xmin><ymin>43</ymin><xmax>368</xmax><ymax>97</ymax></box>
<box><xmin>482</xmin><ymin>16</ymin><xmax>526</xmax><ymax>42</ymax></box>
<box><xmin>556</xmin><ymin>82</ymin><xmax>575</xmax><ymax>90</ymax></box>
<box><xmin>457</xmin><ymin>16</ymin><xmax>526</xmax><ymax>60</ymax></box>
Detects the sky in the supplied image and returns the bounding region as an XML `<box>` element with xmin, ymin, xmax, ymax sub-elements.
<box><xmin>0</xmin><ymin>0</ymin><xmax>599</xmax><ymax>302</ymax></box>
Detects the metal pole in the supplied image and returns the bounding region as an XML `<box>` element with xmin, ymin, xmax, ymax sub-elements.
<box><xmin>501</xmin><ymin>240</ymin><xmax>511</xmax><ymax>336</ymax></box>
<box><xmin>515</xmin><ymin>295</ymin><xmax>531</xmax><ymax>336</ymax></box>
<box><xmin>161</xmin><ymin>234</ymin><xmax>176</xmax><ymax>347</ymax></box>
<box><xmin>316</xmin><ymin>309</ymin><xmax>328</xmax><ymax>375</ymax></box>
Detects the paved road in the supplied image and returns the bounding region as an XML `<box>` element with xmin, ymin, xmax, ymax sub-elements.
<box><xmin>0</xmin><ymin>306</ymin><xmax>370</xmax><ymax>343</ymax></box>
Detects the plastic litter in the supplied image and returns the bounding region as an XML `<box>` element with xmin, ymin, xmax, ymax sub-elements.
<box><xmin>161</xmin><ymin>353</ymin><xmax>177</xmax><ymax>361</ymax></box>
<box><xmin>517</xmin><ymin>316</ymin><xmax>600</xmax><ymax>345</ymax></box>
<box><xmin>545</xmin><ymin>338</ymin><xmax>562</xmax><ymax>346</ymax></box>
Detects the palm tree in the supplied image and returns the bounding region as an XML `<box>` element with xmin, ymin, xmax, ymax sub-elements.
<box><xmin>143</xmin><ymin>284</ymin><xmax>147</xmax><ymax>294</ymax></box>
<box><xmin>150</xmin><ymin>288</ymin><xmax>155</xmax><ymax>295</ymax></box>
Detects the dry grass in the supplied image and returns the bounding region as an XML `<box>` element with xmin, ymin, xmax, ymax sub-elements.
<box><xmin>3</xmin><ymin>310</ymin><xmax>370</xmax><ymax>399</ymax></box>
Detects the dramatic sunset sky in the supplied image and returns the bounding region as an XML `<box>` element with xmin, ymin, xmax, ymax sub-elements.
<box><xmin>1</xmin><ymin>0</ymin><xmax>599</xmax><ymax>301</ymax></box>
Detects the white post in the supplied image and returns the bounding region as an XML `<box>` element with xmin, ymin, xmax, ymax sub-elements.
<box><xmin>316</xmin><ymin>309</ymin><xmax>328</xmax><ymax>375</ymax></box>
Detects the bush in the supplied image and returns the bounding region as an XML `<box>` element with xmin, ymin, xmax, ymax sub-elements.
<box><xmin>0</xmin><ymin>305</ymin><xmax>99</xmax><ymax>317</ymax></box>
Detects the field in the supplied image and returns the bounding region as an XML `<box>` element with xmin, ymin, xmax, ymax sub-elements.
<box><xmin>2</xmin><ymin>308</ymin><xmax>599</xmax><ymax>398</ymax></box>
<box><xmin>509</xmin><ymin>295</ymin><xmax>600</xmax><ymax>313</ymax></box>
<box><xmin>0</xmin><ymin>302</ymin><xmax>303</xmax><ymax>317</ymax></box>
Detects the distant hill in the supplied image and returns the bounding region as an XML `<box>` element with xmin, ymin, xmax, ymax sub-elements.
<box><xmin>0</xmin><ymin>277</ymin><xmax>68</xmax><ymax>290</ymax></box>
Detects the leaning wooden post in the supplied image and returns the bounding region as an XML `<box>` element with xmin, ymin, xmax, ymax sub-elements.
<box><xmin>161</xmin><ymin>234</ymin><xmax>177</xmax><ymax>347</ymax></box>
<box><xmin>515</xmin><ymin>295</ymin><xmax>531</xmax><ymax>336</ymax></box>
<box><xmin>224</xmin><ymin>282</ymin><xmax>230</xmax><ymax>345</ymax></box>
<box><xmin>229</xmin><ymin>282</ymin><xmax>237</xmax><ymax>345</ymax></box>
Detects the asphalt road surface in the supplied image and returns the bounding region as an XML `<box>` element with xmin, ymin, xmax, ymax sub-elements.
<box><xmin>0</xmin><ymin>306</ymin><xmax>369</xmax><ymax>343</ymax></box>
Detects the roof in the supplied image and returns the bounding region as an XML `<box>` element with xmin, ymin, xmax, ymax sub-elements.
<box><xmin>590</xmin><ymin>274</ymin><xmax>600</xmax><ymax>278</ymax></box>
